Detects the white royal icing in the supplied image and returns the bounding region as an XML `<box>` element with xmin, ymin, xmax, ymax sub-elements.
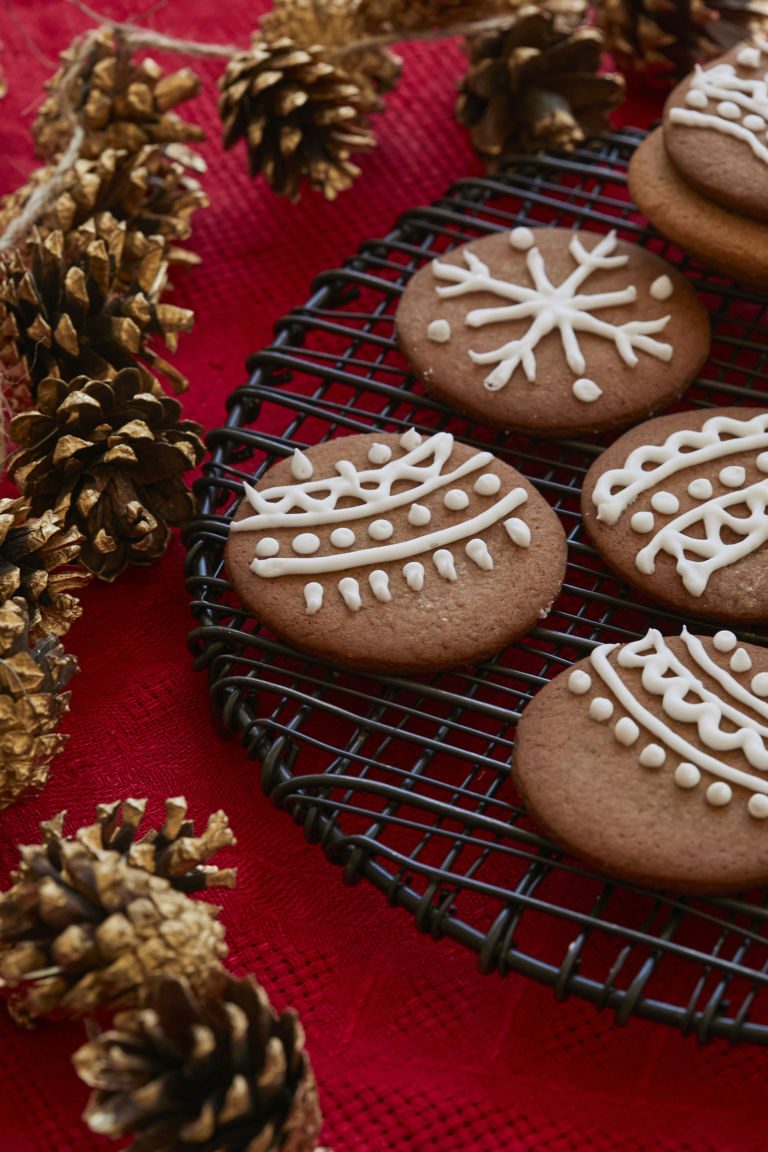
<box><xmin>291</xmin><ymin>449</ymin><xmax>313</xmax><ymax>481</ymax></box>
<box><xmin>368</xmin><ymin>443</ymin><xmax>392</xmax><ymax>465</ymax></box>
<box><xmin>304</xmin><ymin>582</ymin><xmax>323</xmax><ymax>615</ymax></box>
<box><xmin>235</xmin><ymin>431</ymin><xmax>533</xmax><ymax>614</ymax></box>
<box><xmin>427</xmin><ymin>319</ymin><xmax>452</xmax><ymax>343</ymax></box>
<box><xmin>753</xmin><ymin>673</ymin><xmax>768</xmax><ymax>697</ymax></box>
<box><xmin>669</xmin><ymin>43</ymin><xmax>768</xmax><ymax>166</ymax></box>
<box><xmin>369</xmin><ymin>570</ymin><xmax>392</xmax><ymax>602</ymax></box>
<box><xmin>731</xmin><ymin>648</ymin><xmax>753</xmax><ymax>673</ymax></box>
<box><xmin>650</xmin><ymin>275</ymin><xmax>674</xmax><ymax>301</ymax></box>
<box><xmin>591</xmin><ymin>411</ymin><xmax>768</xmax><ymax>598</ymax></box>
<box><xmin>510</xmin><ymin>226</ymin><xmax>535</xmax><ymax>250</ymax></box>
<box><xmin>714</xmin><ymin>630</ymin><xmax>737</xmax><ymax>652</ymax></box>
<box><xmin>590</xmin><ymin>697</ymin><xmax>614</xmax><ymax>721</ymax></box>
<box><xmin>572</xmin><ymin>378</ymin><xmax>603</xmax><ymax>403</ymax></box>
<box><xmin>631</xmin><ymin>511</ymin><xmax>655</xmax><ymax>534</ymax></box>
<box><xmin>568</xmin><ymin>669</ymin><xmax>592</xmax><ymax>694</ymax></box>
<box><xmin>400</xmin><ymin>429</ymin><xmax>423</xmax><ymax>451</ymax></box>
<box><xmin>431</xmin><ymin>230</ymin><xmax>673</xmax><ymax>392</ymax></box>
<box><xmin>579</xmin><ymin>628</ymin><xmax>768</xmax><ymax>819</ymax></box>
<box><xmin>474</xmin><ymin>473</ymin><xmax>501</xmax><ymax>496</ymax></box>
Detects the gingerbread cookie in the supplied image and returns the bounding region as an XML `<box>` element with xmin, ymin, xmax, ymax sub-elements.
<box><xmin>395</xmin><ymin>227</ymin><xmax>710</xmax><ymax>437</ymax></box>
<box><xmin>225</xmin><ymin>430</ymin><xmax>567</xmax><ymax>672</ymax></box>
<box><xmin>582</xmin><ymin>408</ymin><xmax>768</xmax><ymax>625</ymax></box>
<box><xmin>663</xmin><ymin>38</ymin><xmax>768</xmax><ymax>223</ymax></box>
<box><xmin>514</xmin><ymin>628</ymin><xmax>768</xmax><ymax>894</ymax></box>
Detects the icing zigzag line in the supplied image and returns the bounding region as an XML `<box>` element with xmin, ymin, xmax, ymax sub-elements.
<box><xmin>681</xmin><ymin>629</ymin><xmax>768</xmax><ymax>723</ymax></box>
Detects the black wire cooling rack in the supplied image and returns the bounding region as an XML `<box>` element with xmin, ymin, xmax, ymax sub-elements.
<box><xmin>184</xmin><ymin>128</ymin><xmax>768</xmax><ymax>1044</ymax></box>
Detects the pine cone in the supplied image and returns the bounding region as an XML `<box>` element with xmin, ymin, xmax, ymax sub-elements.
<box><xmin>219</xmin><ymin>36</ymin><xmax>376</xmax><ymax>200</ymax></box>
<box><xmin>0</xmin><ymin>497</ymin><xmax>89</xmax><ymax>640</ymax></box>
<box><xmin>260</xmin><ymin>0</ymin><xmax>402</xmax><ymax>105</ymax></box>
<box><xmin>74</xmin><ymin>974</ymin><xmax>323</xmax><ymax>1152</ymax></box>
<box><xmin>0</xmin><ymin>215</ymin><xmax>193</xmax><ymax>403</ymax></box>
<box><xmin>456</xmin><ymin>7</ymin><xmax>625</xmax><ymax>166</ymax></box>
<box><xmin>596</xmin><ymin>0</ymin><xmax>768</xmax><ymax>80</ymax></box>
<box><xmin>8</xmin><ymin>368</ymin><xmax>205</xmax><ymax>581</ymax></box>
<box><xmin>0</xmin><ymin>808</ymin><xmax>229</xmax><ymax>1026</ymax></box>
<box><xmin>34</xmin><ymin>25</ymin><xmax>203</xmax><ymax>162</ymax></box>
<box><xmin>0</xmin><ymin>145</ymin><xmax>208</xmax><ymax>258</ymax></box>
<box><xmin>0</xmin><ymin>598</ymin><xmax>77</xmax><ymax>811</ymax></box>
<box><xmin>75</xmin><ymin>797</ymin><xmax>237</xmax><ymax>894</ymax></box>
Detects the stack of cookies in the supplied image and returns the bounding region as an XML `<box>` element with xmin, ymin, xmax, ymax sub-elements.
<box><xmin>629</xmin><ymin>37</ymin><xmax>768</xmax><ymax>289</ymax></box>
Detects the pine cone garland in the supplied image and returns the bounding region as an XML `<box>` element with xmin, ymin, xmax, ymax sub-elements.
<box><xmin>596</xmin><ymin>0</ymin><xmax>768</xmax><ymax>79</ymax></box>
<box><xmin>0</xmin><ymin>598</ymin><xmax>77</xmax><ymax>810</ymax></box>
<box><xmin>218</xmin><ymin>37</ymin><xmax>376</xmax><ymax>200</ymax></box>
<box><xmin>74</xmin><ymin>974</ymin><xmax>323</xmax><ymax>1152</ymax></box>
<box><xmin>34</xmin><ymin>26</ymin><xmax>203</xmax><ymax>163</ymax></box>
<box><xmin>456</xmin><ymin>7</ymin><xmax>625</xmax><ymax>166</ymax></box>
<box><xmin>8</xmin><ymin>368</ymin><xmax>205</xmax><ymax>581</ymax></box>
<box><xmin>0</xmin><ymin>216</ymin><xmax>194</xmax><ymax>401</ymax></box>
<box><xmin>0</xmin><ymin>497</ymin><xmax>88</xmax><ymax>640</ymax></box>
<box><xmin>0</xmin><ymin>808</ymin><xmax>229</xmax><ymax>1026</ymax></box>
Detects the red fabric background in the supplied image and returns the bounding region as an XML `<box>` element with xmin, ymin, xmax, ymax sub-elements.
<box><xmin>0</xmin><ymin>3</ymin><xmax>764</xmax><ymax>1150</ymax></box>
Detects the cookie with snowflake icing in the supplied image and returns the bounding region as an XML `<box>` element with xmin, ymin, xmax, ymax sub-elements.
<box><xmin>582</xmin><ymin>407</ymin><xmax>768</xmax><ymax>625</ymax></box>
<box><xmin>395</xmin><ymin>228</ymin><xmax>709</xmax><ymax>437</ymax></box>
<box><xmin>514</xmin><ymin>629</ymin><xmax>768</xmax><ymax>893</ymax></box>
<box><xmin>224</xmin><ymin>430</ymin><xmax>567</xmax><ymax>672</ymax></box>
<box><xmin>663</xmin><ymin>37</ymin><xmax>768</xmax><ymax>223</ymax></box>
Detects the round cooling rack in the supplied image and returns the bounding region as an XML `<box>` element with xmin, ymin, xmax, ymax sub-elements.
<box><xmin>184</xmin><ymin>128</ymin><xmax>768</xmax><ymax>1044</ymax></box>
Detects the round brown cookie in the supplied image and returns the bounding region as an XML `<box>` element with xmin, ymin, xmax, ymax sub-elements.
<box><xmin>224</xmin><ymin>430</ymin><xmax>567</xmax><ymax>673</ymax></box>
<box><xmin>395</xmin><ymin>227</ymin><xmax>709</xmax><ymax>438</ymax></box>
<box><xmin>628</xmin><ymin>128</ymin><xmax>768</xmax><ymax>291</ymax></box>
<box><xmin>663</xmin><ymin>39</ymin><xmax>768</xmax><ymax>223</ymax></box>
<box><xmin>582</xmin><ymin>407</ymin><xmax>768</xmax><ymax>625</ymax></box>
<box><xmin>514</xmin><ymin>629</ymin><xmax>768</xmax><ymax>894</ymax></box>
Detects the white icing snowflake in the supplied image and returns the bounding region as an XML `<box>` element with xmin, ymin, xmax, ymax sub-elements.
<box><xmin>432</xmin><ymin>230</ymin><xmax>673</xmax><ymax>392</ymax></box>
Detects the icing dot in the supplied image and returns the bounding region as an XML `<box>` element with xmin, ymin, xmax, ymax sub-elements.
<box><xmin>290</xmin><ymin>448</ymin><xmax>313</xmax><ymax>481</ymax></box>
<box><xmin>751</xmin><ymin>673</ymin><xmax>768</xmax><ymax>697</ymax></box>
<box><xmin>730</xmin><ymin>647</ymin><xmax>752</xmax><ymax>674</ymax></box>
<box><xmin>330</xmin><ymin>527</ymin><xmax>355</xmax><ymax>549</ymax></box>
<box><xmin>568</xmin><ymin>669</ymin><xmax>592</xmax><ymax>694</ymax></box>
<box><xmin>615</xmin><ymin>717</ymin><xmax>640</xmax><ymax>746</ymax></box>
<box><xmin>719</xmin><ymin>464</ymin><xmax>746</xmax><ymax>488</ymax></box>
<box><xmin>433</xmin><ymin>549</ymin><xmax>457</xmax><ymax>582</ymax></box>
<box><xmin>639</xmin><ymin>744</ymin><xmax>666</xmax><ymax>768</ymax></box>
<box><xmin>403</xmin><ymin>561</ymin><xmax>424</xmax><ymax>591</ymax></box>
<box><xmin>737</xmin><ymin>45</ymin><xmax>762</xmax><ymax>68</ymax></box>
<box><xmin>338</xmin><ymin>577</ymin><xmax>362</xmax><ymax>612</ymax></box>
<box><xmin>510</xmin><ymin>226</ymin><xmax>535</xmax><ymax>250</ymax></box>
<box><xmin>408</xmin><ymin>503</ymin><xmax>431</xmax><ymax>527</ymax></box>
<box><xmin>572</xmin><ymin>378</ymin><xmax>603</xmax><ymax>403</ymax></box>
<box><xmin>369</xmin><ymin>570</ymin><xmax>392</xmax><ymax>603</ymax></box>
<box><xmin>631</xmin><ymin>511</ymin><xmax>655</xmax><ymax>534</ymax></box>
<box><xmin>675</xmin><ymin>762</ymin><xmax>701</xmax><ymax>790</ymax></box>
<box><xmin>368</xmin><ymin>443</ymin><xmax>392</xmax><ymax>465</ymax></box>
<box><xmin>650</xmin><ymin>274</ymin><xmax>674</xmax><ymax>301</ymax></box>
<box><xmin>757</xmin><ymin>451</ymin><xmax>768</xmax><ymax>473</ymax></box>
<box><xmin>304</xmin><ymin>582</ymin><xmax>323</xmax><ymax>616</ymax></box>
<box><xmin>688</xmin><ymin>477</ymin><xmax>713</xmax><ymax>500</ymax></box>
<box><xmin>255</xmin><ymin>537</ymin><xmax>279</xmax><ymax>558</ymax></box>
<box><xmin>716</xmin><ymin>100</ymin><xmax>742</xmax><ymax>120</ymax></box>
<box><xmin>651</xmin><ymin>490</ymin><xmax>679</xmax><ymax>515</ymax></box>
<box><xmin>706</xmin><ymin>782</ymin><xmax>732</xmax><ymax>807</ymax></box>
<box><xmin>444</xmin><ymin>488</ymin><xmax>470</xmax><ymax>511</ymax></box>
<box><xmin>465</xmin><ymin>538</ymin><xmax>493</xmax><ymax>571</ymax></box>
<box><xmin>744</xmin><ymin>113</ymin><xmax>767</xmax><ymax>132</ymax></box>
<box><xmin>292</xmin><ymin>533</ymin><xmax>320</xmax><ymax>555</ymax></box>
<box><xmin>474</xmin><ymin>473</ymin><xmax>501</xmax><ymax>496</ymax></box>
<box><xmin>369</xmin><ymin>519</ymin><xmax>394</xmax><ymax>541</ymax></box>
<box><xmin>749</xmin><ymin>794</ymin><xmax>768</xmax><ymax>819</ymax></box>
<box><xmin>427</xmin><ymin>319</ymin><xmax>451</xmax><ymax>343</ymax></box>
<box><xmin>713</xmin><ymin>630</ymin><xmax>737</xmax><ymax>653</ymax></box>
<box><xmin>685</xmin><ymin>89</ymin><xmax>708</xmax><ymax>109</ymax></box>
<box><xmin>400</xmin><ymin>428</ymin><xmax>423</xmax><ymax>451</ymax></box>
<box><xmin>504</xmin><ymin>518</ymin><xmax>531</xmax><ymax>547</ymax></box>
<box><xmin>589</xmin><ymin>697</ymin><xmax>614</xmax><ymax>721</ymax></box>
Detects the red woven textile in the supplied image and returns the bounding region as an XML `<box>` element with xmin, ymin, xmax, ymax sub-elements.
<box><xmin>0</xmin><ymin>4</ymin><xmax>765</xmax><ymax>1150</ymax></box>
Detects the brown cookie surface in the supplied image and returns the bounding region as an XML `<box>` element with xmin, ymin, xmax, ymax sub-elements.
<box><xmin>663</xmin><ymin>40</ymin><xmax>768</xmax><ymax>223</ymax></box>
<box><xmin>582</xmin><ymin>407</ymin><xmax>768</xmax><ymax>625</ymax></box>
<box><xmin>628</xmin><ymin>128</ymin><xmax>768</xmax><ymax>290</ymax></box>
<box><xmin>514</xmin><ymin>630</ymin><xmax>768</xmax><ymax>894</ymax></box>
<box><xmin>395</xmin><ymin>227</ymin><xmax>710</xmax><ymax>438</ymax></box>
<box><xmin>225</xmin><ymin>430</ymin><xmax>567</xmax><ymax>673</ymax></box>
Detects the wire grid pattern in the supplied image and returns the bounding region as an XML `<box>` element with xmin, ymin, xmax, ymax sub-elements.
<box><xmin>185</xmin><ymin>128</ymin><xmax>768</xmax><ymax>1044</ymax></box>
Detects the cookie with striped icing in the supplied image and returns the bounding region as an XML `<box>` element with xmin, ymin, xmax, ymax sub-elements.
<box><xmin>225</xmin><ymin>430</ymin><xmax>567</xmax><ymax>672</ymax></box>
<box><xmin>514</xmin><ymin>629</ymin><xmax>768</xmax><ymax>893</ymax></box>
